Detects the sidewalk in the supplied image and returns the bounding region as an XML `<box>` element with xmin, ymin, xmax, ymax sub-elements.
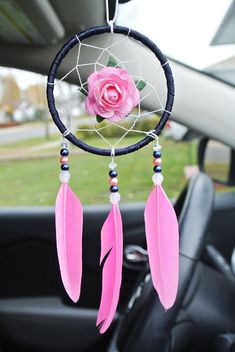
<box><xmin>0</xmin><ymin>122</ymin><xmax>58</xmax><ymax>145</ymax></box>
<box><xmin>0</xmin><ymin>140</ymin><xmax>84</xmax><ymax>161</ymax></box>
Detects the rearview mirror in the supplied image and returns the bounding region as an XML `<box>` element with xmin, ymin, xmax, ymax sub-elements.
<box><xmin>198</xmin><ymin>138</ymin><xmax>235</xmax><ymax>186</ymax></box>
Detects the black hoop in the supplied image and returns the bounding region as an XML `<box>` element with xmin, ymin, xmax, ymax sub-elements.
<box><xmin>47</xmin><ymin>25</ymin><xmax>175</xmax><ymax>156</ymax></box>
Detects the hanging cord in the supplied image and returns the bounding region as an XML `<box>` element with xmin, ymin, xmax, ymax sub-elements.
<box><xmin>109</xmin><ymin>147</ymin><xmax>117</xmax><ymax>170</ymax></box>
<box><xmin>111</xmin><ymin>147</ymin><xmax>115</xmax><ymax>164</ymax></box>
<box><xmin>106</xmin><ymin>0</ymin><xmax>118</xmax><ymax>33</ymax></box>
<box><xmin>147</xmin><ymin>130</ymin><xmax>159</xmax><ymax>144</ymax></box>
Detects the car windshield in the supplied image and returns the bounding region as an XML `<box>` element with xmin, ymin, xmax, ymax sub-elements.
<box><xmin>117</xmin><ymin>0</ymin><xmax>235</xmax><ymax>85</ymax></box>
<box><xmin>0</xmin><ymin>0</ymin><xmax>234</xmax><ymax>207</ymax></box>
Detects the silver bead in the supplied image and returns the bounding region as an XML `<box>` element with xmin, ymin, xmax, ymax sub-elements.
<box><xmin>59</xmin><ymin>171</ymin><xmax>71</xmax><ymax>183</ymax></box>
<box><xmin>109</xmin><ymin>161</ymin><xmax>117</xmax><ymax>170</ymax></box>
<box><xmin>110</xmin><ymin>192</ymin><xmax>121</xmax><ymax>204</ymax></box>
<box><xmin>152</xmin><ymin>173</ymin><xmax>164</xmax><ymax>185</ymax></box>
<box><xmin>153</xmin><ymin>144</ymin><xmax>162</xmax><ymax>151</ymax></box>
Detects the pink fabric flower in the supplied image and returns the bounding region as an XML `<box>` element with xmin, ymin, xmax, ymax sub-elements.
<box><xmin>85</xmin><ymin>67</ymin><xmax>140</xmax><ymax>122</ymax></box>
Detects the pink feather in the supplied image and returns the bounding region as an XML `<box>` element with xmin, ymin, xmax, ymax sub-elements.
<box><xmin>97</xmin><ymin>204</ymin><xmax>123</xmax><ymax>334</ymax></box>
<box><xmin>144</xmin><ymin>185</ymin><xmax>179</xmax><ymax>310</ymax></box>
<box><xmin>55</xmin><ymin>183</ymin><xmax>83</xmax><ymax>303</ymax></box>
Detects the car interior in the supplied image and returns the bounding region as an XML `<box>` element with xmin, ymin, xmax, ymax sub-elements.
<box><xmin>0</xmin><ymin>1</ymin><xmax>235</xmax><ymax>351</ymax></box>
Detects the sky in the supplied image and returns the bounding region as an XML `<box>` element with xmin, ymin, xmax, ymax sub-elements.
<box><xmin>0</xmin><ymin>0</ymin><xmax>234</xmax><ymax>87</ymax></box>
<box><xmin>0</xmin><ymin>66</ymin><xmax>43</xmax><ymax>89</ymax></box>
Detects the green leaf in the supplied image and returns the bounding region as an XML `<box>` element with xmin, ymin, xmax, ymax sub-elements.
<box><xmin>79</xmin><ymin>86</ymin><xmax>88</xmax><ymax>96</ymax></box>
<box><xmin>107</xmin><ymin>56</ymin><xmax>120</xmax><ymax>67</ymax></box>
<box><xmin>96</xmin><ymin>115</ymin><xmax>105</xmax><ymax>123</ymax></box>
<box><xmin>135</xmin><ymin>80</ymin><xmax>146</xmax><ymax>91</ymax></box>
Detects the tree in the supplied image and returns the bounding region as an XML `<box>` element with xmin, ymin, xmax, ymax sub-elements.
<box><xmin>26</xmin><ymin>83</ymin><xmax>50</xmax><ymax>138</ymax></box>
<box><xmin>0</xmin><ymin>74</ymin><xmax>21</xmax><ymax>121</ymax></box>
<box><xmin>26</xmin><ymin>84</ymin><xmax>47</xmax><ymax>107</ymax></box>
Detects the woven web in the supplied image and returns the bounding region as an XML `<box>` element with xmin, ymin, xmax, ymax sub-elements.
<box><xmin>52</xmin><ymin>31</ymin><xmax>168</xmax><ymax>150</ymax></box>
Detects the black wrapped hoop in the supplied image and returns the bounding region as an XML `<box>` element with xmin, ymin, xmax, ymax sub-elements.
<box><xmin>47</xmin><ymin>25</ymin><xmax>175</xmax><ymax>156</ymax></box>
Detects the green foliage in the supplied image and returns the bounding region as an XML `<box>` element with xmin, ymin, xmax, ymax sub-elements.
<box><xmin>96</xmin><ymin>115</ymin><xmax>105</xmax><ymax>123</ymax></box>
<box><xmin>135</xmin><ymin>80</ymin><xmax>147</xmax><ymax>91</ymax></box>
<box><xmin>107</xmin><ymin>56</ymin><xmax>120</xmax><ymax>67</ymax></box>
<box><xmin>80</xmin><ymin>86</ymin><xmax>88</xmax><ymax>96</ymax></box>
<box><xmin>77</xmin><ymin>116</ymin><xmax>160</xmax><ymax>139</ymax></box>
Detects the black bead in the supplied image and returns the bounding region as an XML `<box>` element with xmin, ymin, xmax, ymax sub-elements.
<box><xmin>153</xmin><ymin>165</ymin><xmax>162</xmax><ymax>173</ymax></box>
<box><xmin>61</xmin><ymin>164</ymin><xmax>69</xmax><ymax>171</ymax></box>
<box><xmin>153</xmin><ymin>150</ymin><xmax>161</xmax><ymax>158</ymax></box>
<box><xmin>60</xmin><ymin>148</ymin><xmax>69</xmax><ymax>156</ymax></box>
<box><xmin>110</xmin><ymin>185</ymin><xmax>119</xmax><ymax>192</ymax></box>
<box><xmin>109</xmin><ymin>170</ymin><xmax>118</xmax><ymax>178</ymax></box>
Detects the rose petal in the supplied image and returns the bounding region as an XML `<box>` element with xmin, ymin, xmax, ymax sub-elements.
<box><xmin>108</xmin><ymin>114</ymin><xmax>123</xmax><ymax>122</ymax></box>
<box><xmin>133</xmin><ymin>89</ymin><xmax>140</xmax><ymax>107</ymax></box>
<box><xmin>94</xmin><ymin>104</ymin><xmax>114</xmax><ymax>118</ymax></box>
<box><xmin>85</xmin><ymin>98</ymin><xmax>96</xmax><ymax>115</ymax></box>
<box><xmin>87</xmin><ymin>71</ymin><xmax>99</xmax><ymax>88</ymax></box>
<box><xmin>85</xmin><ymin>66</ymin><xmax>141</xmax><ymax>122</ymax></box>
<box><xmin>116</xmin><ymin>97</ymin><xmax>133</xmax><ymax>118</ymax></box>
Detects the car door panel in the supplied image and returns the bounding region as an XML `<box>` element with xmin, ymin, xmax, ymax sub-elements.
<box><xmin>0</xmin><ymin>205</ymin><xmax>146</xmax><ymax>351</ymax></box>
<box><xmin>0</xmin><ymin>297</ymin><xmax>106</xmax><ymax>352</ymax></box>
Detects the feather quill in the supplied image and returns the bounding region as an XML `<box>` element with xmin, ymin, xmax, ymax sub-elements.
<box><xmin>55</xmin><ymin>183</ymin><xmax>83</xmax><ymax>303</ymax></box>
<box><xmin>144</xmin><ymin>185</ymin><xmax>179</xmax><ymax>309</ymax></box>
<box><xmin>97</xmin><ymin>204</ymin><xmax>123</xmax><ymax>334</ymax></box>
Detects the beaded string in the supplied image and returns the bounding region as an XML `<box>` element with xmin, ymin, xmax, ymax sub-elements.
<box><xmin>152</xmin><ymin>140</ymin><xmax>164</xmax><ymax>186</ymax></box>
<box><xmin>59</xmin><ymin>141</ymin><xmax>71</xmax><ymax>183</ymax></box>
<box><xmin>108</xmin><ymin>150</ymin><xmax>121</xmax><ymax>205</ymax></box>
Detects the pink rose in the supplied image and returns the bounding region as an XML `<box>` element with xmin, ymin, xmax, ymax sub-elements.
<box><xmin>85</xmin><ymin>67</ymin><xmax>140</xmax><ymax>122</ymax></box>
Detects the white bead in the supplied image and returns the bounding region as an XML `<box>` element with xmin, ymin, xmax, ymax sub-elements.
<box><xmin>110</xmin><ymin>192</ymin><xmax>121</xmax><ymax>204</ymax></box>
<box><xmin>109</xmin><ymin>162</ymin><xmax>117</xmax><ymax>170</ymax></box>
<box><xmin>152</xmin><ymin>173</ymin><xmax>164</xmax><ymax>185</ymax></box>
<box><xmin>61</xmin><ymin>142</ymin><xmax>68</xmax><ymax>148</ymax></box>
<box><xmin>59</xmin><ymin>171</ymin><xmax>71</xmax><ymax>183</ymax></box>
<box><xmin>153</xmin><ymin>144</ymin><xmax>162</xmax><ymax>151</ymax></box>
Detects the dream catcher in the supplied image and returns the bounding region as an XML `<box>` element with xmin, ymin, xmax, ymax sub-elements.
<box><xmin>47</xmin><ymin>0</ymin><xmax>178</xmax><ymax>334</ymax></box>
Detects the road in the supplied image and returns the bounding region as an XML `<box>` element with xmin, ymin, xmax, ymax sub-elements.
<box><xmin>0</xmin><ymin>118</ymin><xmax>89</xmax><ymax>144</ymax></box>
<box><xmin>0</xmin><ymin>122</ymin><xmax>59</xmax><ymax>144</ymax></box>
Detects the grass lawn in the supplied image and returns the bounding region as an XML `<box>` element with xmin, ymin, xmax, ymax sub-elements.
<box><xmin>0</xmin><ymin>136</ymin><xmax>197</xmax><ymax>206</ymax></box>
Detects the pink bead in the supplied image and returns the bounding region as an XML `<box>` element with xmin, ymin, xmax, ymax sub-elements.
<box><xmin>60</xmin><ymin>156</ymin><xmax>69</xmax><ymax>164</ymax></box>
<box><xmin>153</xmin><ymin>158</ymin><xmax>162</xmax><ymax>166</ymax></box>
<box><xmin>109</xmin><ymin>177</ymin><xmax>118</xmax><ymax>186</ymax></box>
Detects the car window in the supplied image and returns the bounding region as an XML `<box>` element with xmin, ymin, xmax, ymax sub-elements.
<box><xmin>117</xmin><ymin>0</ymin><xmax>234</xmax><ymax>85</ymax></box>
<box><xmin>0</xmin><ymin>66</ymin><xmax>198</xmax><ymax>206</ymax></box>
